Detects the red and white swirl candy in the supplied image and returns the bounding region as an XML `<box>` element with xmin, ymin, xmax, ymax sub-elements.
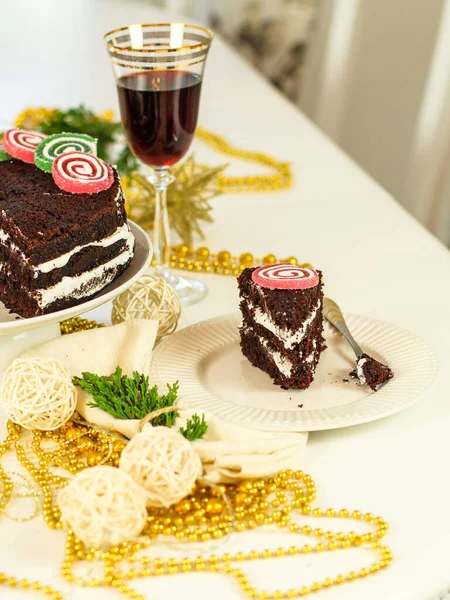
<box><xmin>52</xmin><ymin>152</ymin><xmax>114</xmax><ymax>194</ymax></box>
<box><xmin>3</xmin><ymin>129</ymin><xmax>47</xmax><ymax>164</ymax></box>
<box><xmin>252</xmin><ymin>263</ymin><xmax>319</xmax><ymax>290</ymax></box>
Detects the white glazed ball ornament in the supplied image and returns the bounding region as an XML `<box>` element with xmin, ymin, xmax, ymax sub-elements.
<box><xmin>57</xmin><ymin>466</ymin><xmax>148</xmax><ymax>548</ymax></box>
<box><xmin>111</xmin><ymin>273</ymin><xmax>181</xmax><ymax>339</ymax></box>
<box><xmin>119</xmin><ymin>427</ymin><xmax>202</xmax><ymax>508</ymax></box>
<box><xmin>0</xmin><ymin>358</ymin><xmax>76</xmax><ymax>430</ymax></box>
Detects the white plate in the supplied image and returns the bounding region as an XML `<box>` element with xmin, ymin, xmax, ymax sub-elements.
<box><xmin>150</xmin><ymin>313</ymin><xmax>438</xmax><ymax>432</ymax></box>
<box><xmin>0</xmin><ymin>221</ymin><xmax>152</xmax><ymax>335</ymax></box>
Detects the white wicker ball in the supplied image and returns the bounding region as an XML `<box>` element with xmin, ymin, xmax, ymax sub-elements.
<box><xmin>0</xmin><ymin>358</ymin><xmax>76</xmax><ymax>430</ymax></box>
<box><xmin>111</xmin><ymin>274</ymin><xmax>181</xmax><ymax>339</ymax></box>
<box><xmin>58</xmin><ymin>466</ymin><xmax>148</xmax><ymax>548</ymax></box>
<box><xmin>119</xmin><ymin>427</ymin><xmax>202</xmax><ymax>508</ymax></box>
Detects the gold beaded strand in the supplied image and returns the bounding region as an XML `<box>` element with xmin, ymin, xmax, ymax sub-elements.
<box><xmin>196</xmin><ymin>127</ymin><xmax>292</xmax><ymax>193</ymax></box>
<box><xmin>0</xmin><ymin>573</ymin><xmax>63</xmax><ymax>600</ymax></box>
<box><xmin>60</xmin><ymin>316</ymin><xmax>104</xmax><ymax>335</ymax></box>
<box><xmin>0</xmin><ymin>430</ymin><xmax>14</xmax><ymax>514</ymax></box>
<box><xmin>161</xmin><ymin>244</ymin><xmax>310</xmax><ymax>277</ymax></box>
<box><xmin>57</xmin><ymin>466</ymin><xmax>392</xmax><ymax>600</ymax></box>
<box><xmin>0</xmin><ymin>422</ymin><xmax>393</xmax><ymax>599</ymax></box>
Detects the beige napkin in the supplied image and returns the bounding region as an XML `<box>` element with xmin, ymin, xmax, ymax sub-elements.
<box><xmin>175</xmin><ymin>410</ymin><xmax>307</xmax><ymax>483</ymax></box>
<box><xmin>22</xmin><ymin>320</ymin><xmax>307</xmax><ymax>482</ymax></box>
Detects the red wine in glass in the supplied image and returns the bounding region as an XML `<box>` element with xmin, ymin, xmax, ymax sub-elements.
<box><xmin>117</xmin><ymin>70</ymin><xmax>202</xmax><ymax>168</ymax></box>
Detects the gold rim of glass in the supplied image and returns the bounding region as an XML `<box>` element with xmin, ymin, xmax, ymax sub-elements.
<box><xmin>104</xmin><ymin>22</ymin><xmax>214</xmax><ymax>54</ymax></box>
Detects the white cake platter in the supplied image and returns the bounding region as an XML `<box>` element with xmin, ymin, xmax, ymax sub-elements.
<box><xmin>0</xmin><ymin>221</ymin><xmax>152</xmax><ymax>380</ymax></box>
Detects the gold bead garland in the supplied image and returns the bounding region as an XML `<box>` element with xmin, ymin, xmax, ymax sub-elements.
<box><xmin>15</xmin><ymin>107</ymin><xmax>57</xmax><ymax>129</ymax></box>
<box><xmin>60</xmin><ymin>316</ymin><xmax>104</xmax><ymax>335</ymax></box>
<box><xmin>0</xmin><ymin>573</ymin><xmax>63</xmax><ymax>600</ymax></box>
<box><xmin>0</xmin><ymin>419</ymin><xmax>393</xmax><ymax>599</ymax></box>
<box><xmin>159</xmin><ymin>244</ymin><xmax>310</xmax><ymax>277</ymax></box>
<box><xmin>195</xmin><ymin>127</ymin><xmax>292</xmax><ymax>193</ymax></box>
<box><xmin>2</xmin><ymin>471</ymin><xmax>42</xmax><ymax>523</ymax></box>
<box><xmin>59</xmin><ymin>461</ymin><xmax>393</xmax><ymax>600</ymax></box>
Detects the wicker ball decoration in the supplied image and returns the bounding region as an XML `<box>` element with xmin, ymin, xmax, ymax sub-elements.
<box><xmin>58</xmin><ymin>466</ymin><xmax>148</xmax><ymax>548</ymax></box>
<box><xmin>119</xmin><ymin>427</ymin><xmax>202</xmax><ymax>508</ymax></box>
<box><xmin>0</xmin><ymin>358</ymin><xmax>76</xmax><ymax>430</ymax></box>
<box><xmin>111</xmin><ymin>274</ymin><xmax>181</xmax><ymax>339</ymax></box>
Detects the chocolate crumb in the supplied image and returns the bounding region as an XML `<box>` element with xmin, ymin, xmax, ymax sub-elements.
<box><xmin>298</xmin><ymin>404</ymin><xmax>303</xmax><ymax>408</ymax></box>
<box><xmin>343</xmin><ymin>378</ymin><xmax>349</xmax><ymax>383</ymax></box>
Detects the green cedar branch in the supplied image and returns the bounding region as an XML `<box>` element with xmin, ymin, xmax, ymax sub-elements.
<box><xmin>73</xmin><ymin>366</ymin><xmax>207</xmax><ymax>440</ymax></box>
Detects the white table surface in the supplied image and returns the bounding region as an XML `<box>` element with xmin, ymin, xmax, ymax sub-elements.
<box><xmin>1</xmin><ymin>1</ymin><xmax>450</xmax><ymax>599</ymax></box>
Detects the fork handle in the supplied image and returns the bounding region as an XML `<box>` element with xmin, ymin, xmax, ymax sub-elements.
<box><xmin>322</xmin><ymin>297</ymin><xmax>363</xmax><ymax>358</ymax></box>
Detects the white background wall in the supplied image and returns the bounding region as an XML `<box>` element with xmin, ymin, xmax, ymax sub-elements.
<box><xmin>334</xmin><ymin>0</ymin><xmax>442</xmax><ymax>200</ymax></box>
<box><xmin>301</xmin><ymin>0</ymin><xmax>450</xmax><ymax>243</ymax></box>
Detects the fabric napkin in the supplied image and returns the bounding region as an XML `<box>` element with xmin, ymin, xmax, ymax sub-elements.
<box><xmin>22</xmin><ymin>320</ymin><xmax>307</xmax><ymax>482</ymax></box>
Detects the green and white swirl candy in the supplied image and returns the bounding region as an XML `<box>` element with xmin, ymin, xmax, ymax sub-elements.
<box><xmin>34</xmin><ymin>132</ymin><xmax>98</xmax><ymax>173</ymax></box>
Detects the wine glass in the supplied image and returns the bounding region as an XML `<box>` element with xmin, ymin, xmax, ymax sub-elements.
<box><xmin>104</xmin><ymin>23</ymin><xmax>213</xmax><ymax>306</ymax></box>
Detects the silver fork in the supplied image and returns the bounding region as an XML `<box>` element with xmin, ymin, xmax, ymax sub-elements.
<box><xmin>322</xmin><ymin>297</ymin><xmax>363</xmax><ymax>358</ymax></box>
<box><xmin>322</xmin><ymin>297</ymin><xmax>393</xmax><ymax>390</ymax></box>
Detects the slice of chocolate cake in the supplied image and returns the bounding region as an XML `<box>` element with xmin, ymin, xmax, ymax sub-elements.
<box><xmin>238</xmin><ymin>263</ymin><xmax>325</xmax><ymax>389</ymax></box>
<box><xmin>0</xmin><ymin>159</ymin><xmax>134</xmax><ymax>318</ymax></box>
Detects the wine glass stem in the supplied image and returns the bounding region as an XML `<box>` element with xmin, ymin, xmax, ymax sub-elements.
<box><xmin>148</xmin><ymin>167</ymin><xmax>175</xmax><ymax>269</ymax></box>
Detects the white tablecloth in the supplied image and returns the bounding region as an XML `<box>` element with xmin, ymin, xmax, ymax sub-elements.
<box><xmin>1</xmin><ymin>1</ymin><xmax>450</xmax><ymax>599</ymax></box>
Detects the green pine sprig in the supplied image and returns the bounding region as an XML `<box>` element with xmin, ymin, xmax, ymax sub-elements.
<box><xmin>32</xmin><ymin>105</ymin><xmax>139</xmax><ymax>175</ymax></box>
<box><xmin>73</xmin><ymin>366</ymin><xmax>178</xmax><ymax>427</ymax></box>
<box><xmin>72</xmin><ymin>366</ymin><xmax>207</xmax><ymax>440</ymax></box>
<box><xmin>179</xmin><ymin>413</ymin><xmax>208</xmax><ymax>442</ymax></box>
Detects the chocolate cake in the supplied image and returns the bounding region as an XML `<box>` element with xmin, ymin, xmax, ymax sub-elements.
<box><xmin>0</xmin><ymin>159</ymin><xmax>134</xmax><ymax>318</ymax></box>
<box><xmin>238</xmin><ymin>264</ymin><xmax>325</xmax><ymax>390</ymax></box>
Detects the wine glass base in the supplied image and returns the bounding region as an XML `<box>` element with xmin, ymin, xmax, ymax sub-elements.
<box><xmin>154</xmin><ymin>267</ymin><xmax>208</xmax><ymax>307</ymax></box>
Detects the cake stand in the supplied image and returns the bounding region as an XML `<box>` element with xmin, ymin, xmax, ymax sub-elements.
<box><xmin>0</xmin><ymin>221</ymin><xmax>152</xmax><ymax>381</ymax></box>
